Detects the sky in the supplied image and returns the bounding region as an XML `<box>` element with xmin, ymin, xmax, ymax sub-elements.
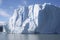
<box><xmin>0</xmin><ymin>0</ymin><xmax>60</xmax><ymax>23</ymax></box>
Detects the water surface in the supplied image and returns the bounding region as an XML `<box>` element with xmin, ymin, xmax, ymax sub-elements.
<box><xmin>0</xmin><ymin>32</ymin><xmax>60</xmax><ymax>40</ymax></box>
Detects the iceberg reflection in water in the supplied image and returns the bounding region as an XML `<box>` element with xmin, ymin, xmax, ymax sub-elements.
<box><xmin>0</xmin><ymin>33</ymin><xmax>60</xmax><ymax>40</ymax></box>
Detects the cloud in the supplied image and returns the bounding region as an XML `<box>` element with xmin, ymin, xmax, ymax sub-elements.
<box><xmin>0</xmin><ymin>21</ymin><xmax>5</xmax><ymax>25</ymax></box>
<box><xmin>0</xmin><ymin>0</ymin><xmax>2</xmax><ymax>5</ymax></box>
<box><xmin>0</xmin><ymin>9</ymin><xmax>10</xmax><ymax>17</ymax></box>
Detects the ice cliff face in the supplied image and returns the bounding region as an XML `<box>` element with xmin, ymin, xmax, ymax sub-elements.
<box><xmin>8</xmin><ymin>6</ymin><xmax>25</xmax><ymax>33</ymax></box>
<box><xmin>5</xmin><ymin>3</ymin><xmax>60</xmax><ymax>34</ymax></box>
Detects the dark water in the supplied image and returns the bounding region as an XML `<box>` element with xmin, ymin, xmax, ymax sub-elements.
<box><xmin>0</xmin><ymin>32</ymin><xmax>60</xmax><ymax>40</ymax></box>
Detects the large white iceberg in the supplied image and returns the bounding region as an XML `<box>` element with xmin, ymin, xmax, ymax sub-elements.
<box><xmin>5</xmin><ymin>3</ymin><xmax>60</xmax><ymax>34</ymax></box>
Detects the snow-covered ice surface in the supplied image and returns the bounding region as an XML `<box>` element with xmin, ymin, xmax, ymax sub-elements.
<box><xmin>4</xmin><ymin>3</ymin><xmax>60</xmax><ymax>34</ymax></box>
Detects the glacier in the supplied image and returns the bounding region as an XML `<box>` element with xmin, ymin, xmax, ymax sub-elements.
<box><xmin>4</xmin><ymin>3</ymin><xmax>60</xmax><ymax>34</ymax></box>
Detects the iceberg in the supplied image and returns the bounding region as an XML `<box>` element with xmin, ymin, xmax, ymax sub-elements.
<box><xmin>4</xmin><ymin>3</ymin><xmax>60</xmax><ymax>34</ymax></box>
